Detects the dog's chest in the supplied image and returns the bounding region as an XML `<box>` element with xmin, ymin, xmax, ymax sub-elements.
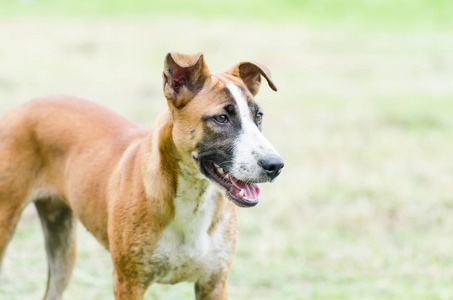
<box><xmin>152</xmin><ymin>175</ymin><xmax>232</xmax><ymax>284</ymax></box>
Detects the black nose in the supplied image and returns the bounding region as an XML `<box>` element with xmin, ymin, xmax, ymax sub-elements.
<box><xmin>259</xmin><ymin>155</ymin><xmax>284</xmax><ymax>180</ymax></box>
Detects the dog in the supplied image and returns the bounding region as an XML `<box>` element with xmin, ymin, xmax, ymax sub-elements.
<box><xmin>0</xmin><ymin>52</ymin><xmax>284</xmax><ymax>299</ymax></box>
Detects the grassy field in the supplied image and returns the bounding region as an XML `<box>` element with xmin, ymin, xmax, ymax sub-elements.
<box><xmin>1</xmin><ymin>1</ymin><xmax>453</xmax><ymax>299</ymax></box>
<box><xmin>2</xmin><ymin>0</ymin><xmax>453</xmax><ymax>29</ymax></box>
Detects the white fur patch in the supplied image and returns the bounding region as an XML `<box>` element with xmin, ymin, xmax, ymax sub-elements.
<box><xmin>225</xmin><ymin>82</ymin><xmax>279</xmax><ymax>181</ymax></box>
<box><xmin>153</xmin><ymin>163</ymin><xmax>232</xmax><ymax>284</ymax></box>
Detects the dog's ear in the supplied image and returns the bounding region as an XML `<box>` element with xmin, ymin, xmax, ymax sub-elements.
<box><xmin>225</xmin><ymin>62</ymin><xmax>277</xmax><ymax>96</ymax></box>
<box><xmin>163</xmin><ymin>52</ymin><xmax>210</xmax><ymax>108</ymax></box>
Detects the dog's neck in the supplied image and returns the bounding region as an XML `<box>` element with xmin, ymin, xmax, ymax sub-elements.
<box><xmin>140</xmin><ymin>107</ymin><xmax>221</xmax><ymax>212</ymax></box>
<box><xmin>139</xmin><ymin>108</ymin><xmax>178</xmax><ymax>207</ymax></box>
<box><xmin>177</xmin><ymin>159</ymin><xmax>212</xmax><ymax>203</ymax></box>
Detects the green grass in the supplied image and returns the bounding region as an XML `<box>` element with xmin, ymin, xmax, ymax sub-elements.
<box><xmin>1</xmin><ymin>4</ymin><xmax>453</xmax><ymax>300</ymax></box>
<box><xmin>1</xmin><ymin>0</ymin><xmax>453</xmax><ymax>29</ymax></box>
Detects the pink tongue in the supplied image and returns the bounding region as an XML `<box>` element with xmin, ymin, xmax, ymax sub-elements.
<box><xmin>230</xmin><ymin>177</ymin><xmax>260</xmax><ymax>199</ymax></box>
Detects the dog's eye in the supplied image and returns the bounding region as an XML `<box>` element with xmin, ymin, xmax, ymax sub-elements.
<box><xmin>256</xmin><ymin>112</ymin><xmax>263</xmax><ymax>123</ymax></box>
<box><xmin>213</xmin><ymin>115</ymin><xmax>229</xmax><ymax>124</ymax></box>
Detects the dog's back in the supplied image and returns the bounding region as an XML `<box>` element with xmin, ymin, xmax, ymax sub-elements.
<box><xmin>0</xmin><ymin>96</ymin><xmax>156</xmax><ymax>299</ymax></box>
<box><xmin>0</xmin><ymin>96</ymin><xmax>147</xmax><ymax>256</ymax></box>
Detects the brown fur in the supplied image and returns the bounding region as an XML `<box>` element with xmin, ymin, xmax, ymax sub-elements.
<box><xmin>0</xmin><ymin>53</ymin><xmax>277</xmax><ymax>299</ymax></box>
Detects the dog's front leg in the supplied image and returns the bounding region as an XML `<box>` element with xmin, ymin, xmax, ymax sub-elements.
<box><xmin>112</xmin><ymin>268</ymin><xmax>146</xmax><ymax>300</ymax></box>
<box><xmin>109</xmin><ymin>233</ymin><xmax>148</xmax><ymax>300</ymax></box>
<box><xmin>194</xmin><ymin>271</ymin><xmax>229</xmax><ymax>300</ymax></box>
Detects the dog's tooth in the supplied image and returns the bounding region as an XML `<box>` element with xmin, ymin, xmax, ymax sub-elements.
<box><xmin>239</xmin><ymin>189</ymin><xmax>245</xmax><ymax>197</ymax></box>
<box><xmin>214</xmin><ymin>163</ymin><xmax>220</xmax><ymax>168</ymax></box>
<box><xmin>218</xmin><ymin>167</ymin><xmax>224</xmax><ymax>174</ymax></box>
<box><xmin>225</xmin><ymin>174</ymin><xmax>230</xmax><ymax>179</ymax></box>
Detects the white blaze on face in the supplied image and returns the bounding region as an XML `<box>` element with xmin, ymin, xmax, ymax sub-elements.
<box><xmin>226</xmin><ymin>82</ymin><xmax>279</xmax><ymax>181</ymax></box>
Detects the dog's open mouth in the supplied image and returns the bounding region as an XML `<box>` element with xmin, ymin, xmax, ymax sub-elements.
<box><xmin>203</xmin><ymin>161</ymin><xmax>260</xmax><ymax>207</ymax></box>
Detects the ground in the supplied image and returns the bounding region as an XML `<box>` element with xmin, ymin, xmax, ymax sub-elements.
<box><xmin>1</xmin><ymin>1</ymin><xmax>453</xmax><ymax>299</ymax></box>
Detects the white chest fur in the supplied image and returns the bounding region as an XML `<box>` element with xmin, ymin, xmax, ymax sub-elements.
<box><xmin>154</xmin><ymin>164</ymin><xmax>233</xmax><ymax>284</ymax></box>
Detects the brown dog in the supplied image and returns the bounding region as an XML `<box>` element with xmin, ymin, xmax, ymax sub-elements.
<box><xmin>0</xmin><ymin>53</ymin><xmax>283</xmax><ymax>299</ymax></box>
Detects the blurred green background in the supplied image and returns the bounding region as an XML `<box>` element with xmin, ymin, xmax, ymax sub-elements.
<box><xmin>1</xmin><ymin>1</ymin><xmax>453</xmax><ymax>299</ymax></box>
<box><xmin>2</xmin><ymin>0</ymin><xmax>453</xmax><ymax>29</ymax></box>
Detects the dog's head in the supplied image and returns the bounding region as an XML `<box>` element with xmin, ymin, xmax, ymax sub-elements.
<box><xmin>163</xmin><ymin>52</ymin><xmax>284</xmax><ymax>207</ymax></box>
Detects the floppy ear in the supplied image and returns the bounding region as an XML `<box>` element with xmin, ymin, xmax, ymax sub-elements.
<box><xmin>163</xmin><ymin>52</ymin><xmax>210</xmax><ymax>108</ymax></box>
<box><xmin>225</xmin><ymin>61</ymin><xmax>277</xmax><ymax>96</ymax></box>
